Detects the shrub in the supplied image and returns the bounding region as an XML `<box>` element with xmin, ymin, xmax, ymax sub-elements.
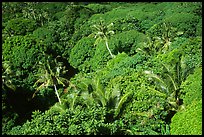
<box><xmin>93</xmin><ymin>52</ymin><xmax>147</xmax><ymax>86</ymax></box>
<box><xmin>80</xmin><ymin>30</ymin><xmax>148</xmax><ymax>72</ymax></box>
<box><xmin>109</xmin><ymin>15</ymin><xmax>142</xmax><ymax>34</ymax></box>
<box><xmin>179</xmin><ymin>37</ymin><xmax>202</xmax><ymax>70</ymax></box>
<box><xmin>108</xmin><ymin>71</ymin><xmax>168</xmax><ymax>135</ymax></box>
<box><xmin>170</xmin><ymin>63</ymin><xmax>202</xmax><ymax>135</ymax></box>
<box><xmin>8</xmin><ymin>104</ymin><xmax>126</xmax><ymax>135</ymax></box>
<box><xmin>86</xmin><ymin>3</ymin><xmax>112</xmax><ymax>14</ymax></box>
<box><xmin>170</xmin><ymin>100</ymin><xmax>202</xmax><ymax>135</ymax></box>
<box><xmin>110</xmin><ymin>30</ymin><xmax>148</xmax><ymax>55</ymax></box>
<box><xmin>163</xmin><ymin>13</ymin><xmax>200</xmax><ymax>37</ymax></box>
<box><xmin>32</xmin><ymin>27</ymin><xmax>54</xmax><ymax>45</ymax></box>
<box><xmin>2</xmin><ymin>35</ymin><xmax>42</xmax><ymax>90</ymax></box>
<box><xmin>180</xmin><ymin>67</ymin><xmax>202</xmax><ymax>106</ymax></box>
<box><xmin>4</xmin><ymin>17</ymin><xmax>37</xmax><ymax>36</ymax></box>
<box><xmin>69</xmin><ymin>37</ymin><xmax>96</xmax><ymax>71</ymax></box>
<box><xmin>85</xmin><ymin>40</ymin><xmax>112</xmax><ymax>72</ymax></box>
<box><xmin>196</xmin><ymin>19</ymin><xmax>202</xmax><ymax>36</ymax></box>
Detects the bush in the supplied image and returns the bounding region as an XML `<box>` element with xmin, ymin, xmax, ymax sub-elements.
<box><xmin>2</xmin><ymin>35</ymin><xmax>42</xmax><ymax>90</ymax></box>
<box><xmin>86</xmin><ymin>3</ymin><xmax>112</xmax><ymax>14</ymax></box>
<box><xmin>108</xmin><ymin>71</ymin><xmax>168</xmax><ymax>135</ymax></box>
<box><xmin>4</xmin><ymin>17</ymin><xmax>37</xmax><ymax>36</ymax></box>
<box><xmin>69</xmin><ymin>37</ymin><xmax>96</xmax><ymax>71</ymax></box>
<box><xmin>84</xmin><ymin>40</ymin><xmax>111</xmax><ymax>72</ymax></box>
<box><xmin>163</xmin><ymin>13</ymin><xmax>200</xmax><ymax>37</ymax></box>
<box><xmin>170</xmin><ymin>100</ymin><xmax>202</xmax><ymax>135</ymax></box>
<box><xmin>179</xmin><ymin>37</ymin><xmax>202</xmax><ymax>70</ymax></box>
<box><xmin>170</xmin><ymin>65</ymin><xmax>202</xmax><ymax>135</ymax></box>
<box><xmin>180</xmin><ymin>67</ymin><xmax>202</xmax><ymax>106</ymax></box>
<box><xmin>93</xmin><ymin>52</ymin><xmax>147</xmax><ymax>86</ymax></box>
<box><xmin>80</xmin><ymin>30</ymin><xmax>148</xmax><ymax>72</ymax></box>
<box><xmin>8</xmin><ymin>104</ymin><xmax>126</xmax><ymax>135</ymax></box>
<box><xmin>196</xmin><ymin>19</ymin><xmax>202</xmax><ymax>36</ymax></box>
<box><xmin>110</xmin><ymin>30</ymin><xmax>148</xmax><ymax>55</ymax></box>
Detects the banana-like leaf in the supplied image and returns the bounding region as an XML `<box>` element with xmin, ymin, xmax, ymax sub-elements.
<box><xmin>143</xmin><ymin>70</ymin><xmax>168</xmax><ymax>93</ymax></box>
<box><xmin>94</xmin><ymin>37</ymin><xmax>102</xmax><ymax>46</ymax></box>
<box><xmin>108</xmin><ymin>85</ymin><xmax>121</xmax><ymax>109</ymax></box>
<box><xmin>148</xmin><ymin>87</ymin><xmax>166</xmax><ymax>97</ymax></box>
<box><xmin>114</xmin><ymin>90</ymin><xmax>132</xmax><ymax>118</ymax></box>
<box><xmin>56</xmin><ymin>77</ymin><xmax>68</xmax><ymax>87</ymax></box>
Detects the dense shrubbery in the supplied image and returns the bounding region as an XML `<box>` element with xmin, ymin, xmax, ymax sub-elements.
<box><xmin>2</xmin><ymin>2</ymin><xmax>202</xmax><ymax>135</ymax></box>
<box><xmin>69</xmin><ymin>37</ymin><xmax>96</xmax><ymax>71</ymax></box>
<box><xmin>170</xmin><ymin>100</ymin><xmax>202</xmax><ymax>135</ymax></box>
<box><xmin>7</xmin><ymin>104</ymin><xmax>125</xmax><ymax>135</ymax></box>
<box><xmin>180</xmin><ymin>67</ymin><xmax>202</xmax><ymax>106</ymax></box>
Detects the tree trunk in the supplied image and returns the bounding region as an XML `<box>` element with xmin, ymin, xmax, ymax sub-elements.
<box><xmin>54</xmin><ymin>84</ymin><xmax>62</xmax><ymax>104</ymax></box>
<box><xmin>105</xmin><ymin>40</ymin><xmax>114</xmax><ymax>58</ymax></box>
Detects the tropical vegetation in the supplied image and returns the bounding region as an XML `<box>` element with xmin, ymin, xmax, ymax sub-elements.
<box><xmin>2</xmin><ymin>2</ymin><xmax>202</xmax><ymax>135</ymax></box>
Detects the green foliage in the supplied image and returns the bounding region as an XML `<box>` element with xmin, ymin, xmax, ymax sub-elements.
<box><xmin>87</xmin><ymin>40</ymin><xmax>112</xmax><ymax>71</ymax></box>
<box><xmin>33</xmin><ymin>54</ymin><xmax>69</xmax><ymax>104</ymax></box>
<box><xmin>89</xmin><ymin>18</ymin><xmax>115</xmax><ymax>58</ymax></box>
<box><xmin>63</xmin><ymin>73</ymin><xmax>133</xmax><ymax>120</ymax></box>
<box><xmin>8</xmin><ymin>105</ymin><xmax>125</xmax><ymax>135</ymax></box>
<box><xmin>4</xmin><ymin>17</ymin><xmax>37</xmax><ymax>36</ymax></box>
<box><xmin>82</xmin><ymin>30</ymin><xmax>148</xmax><ymax>72</ymax></box>
<box><xmin>32</xmin><ymin>27</ymin><xmax>54</xmax><ymax>46</ymax></box>
<box><xmin>2</xmin><ymin>93</ymin><xmax>19</xmax><ymax>135</ymax></box>
<box><xmin>86</xmin><ymin>3</ymin><xmax>112</xmax><ymax>14</ymax></box>
<box><xmin>73</xmin><ymin>6</ymin><xmax>95</xmax><ymax>31</ymax></box>
<box><xmin>170</xmin><ymin>100</ymin><xmax>202</xmax><ymax>135</ymax></box>
<box><xmin>196</xmin><ymin>18</ymin><xmax>202</xmax><ymax>36</ymax></box>
<box><xmin>2</xmin><ymin>113</ymin><xmax>19</xmax><ymax>135</ymax></box>
<box><xmin>111</xmin><ymin>72</ymin><xmax>168</xmax><ymax>135</ymax></box>
<box><xmin>2</xmin><ymin>60</ymin><xmax>16</xmax><ymax>91</ymax></box>
<box><xmin>94</xmin><ymin>52</ymin><xmax>147</xmax><ymax>86</ymax></box>
<box><xmin>2</xmin><ymin>2</ymin><xmax>25</xmax><ymax>22</ymax></box>
<box><xmin>3</xmin><ymin>35</ymin><xmax>41</xmax><ymax>90</ymax></box>
<box><xmin>180</xmin><ymin>67</ymin><xmax>202</xmax><ymax>106</ymax></box>
<box><xmin>2</xmin><ymin>2</ymin><xmax>202</xmax><ymax>135</ymax></box>
<box><xmin>111</xmin><ymin>16</ymin><xmax>142</xmax><ymax>33</ymax></box>
<box><xmin>163</xmin><ymin>13</ymin><xmax>200</xmax><ymax>37</ymax></box>
<box><xmin>69</xmin><ymin>37</ymin><xmax>96</xmax><ymax>70</ymax></box>
<box><xmin>179</xmin><ymin>37</ymin><xmax>202</xmax><ymax>69</ymax></box>
<box><xmin>110</xmin><ymin>30</ymin><xmax>148</xmax><ymax>55</ymax></box>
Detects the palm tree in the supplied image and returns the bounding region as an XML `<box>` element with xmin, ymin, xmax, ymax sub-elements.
<box><xmin>89</xmin><ymin>18</ymin><xmax>115</xmax><ymax>58</ymax></box>
<box><xmin>79</xmin><ymin>76</ymin><xmax>132</xmax><ymax>119</ymax></box>
<box><xmin>143</xmin><ymin>54</ymin><xmax>188</xmax><ymax>111</ymax></box>
<box><xmin>33</xmin><ymin>56</ymin><xmax>69</xmax><ymax>105</ymax></box>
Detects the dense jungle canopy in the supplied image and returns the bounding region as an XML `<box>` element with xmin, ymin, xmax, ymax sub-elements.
<box><xmin>2</xmin><ymin>2</ymin><xmax>202</xmax><ymax>135</ymax></box>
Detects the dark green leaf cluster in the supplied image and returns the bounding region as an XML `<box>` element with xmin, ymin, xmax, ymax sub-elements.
<box><xmin>8</xmin><ymin>105</ymin><xmax>125</xmax><ymax>135</ymax></box>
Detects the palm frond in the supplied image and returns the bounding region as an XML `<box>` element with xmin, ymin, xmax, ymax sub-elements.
<box><xmin>50</xmin><ymin>102</ymin><xmax>67</xmax><ymax>113</ymax></box>
<box><xmin>148</xmin><ymin>87</ymin><xmax>166</xmax><ymax>97</ymax></box>
<box><xmin>107</xmin><ymin>85</ymin><xmax>121</xmax><ymax>109</ymax></box>
<box><xmin>94</xmin><ymin>37</ymin><xmax>102</xmax><ymax>46</ymax></box>
<box><xmin>67</xmin><ymin>92</ymin><xmax>79</xmax><ymax>111</ymax></box>
<box><xmin>36</xmin><ymin>83</ymin><xmax>46</xmax><ymax>91</ymax></box>
<box><xmin>143</xmin><ymin>70</ymin><xmax>168</xmax><ymax>93</ymax></box>
<box><xmin>56</xmin><ymin>77</ymin><xmax>68</xmax><ymax>87</ymax></box>
<box><xmin>114</xmin><ymin>90</ymin><xmax>132</xmax><ymax>118</ymax></box>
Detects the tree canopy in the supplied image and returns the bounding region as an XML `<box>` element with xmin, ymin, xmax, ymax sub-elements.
<box><xmin>2</xmin><ymin>2</ymin><xmax>202</xmax><ymax>135</ymax></box>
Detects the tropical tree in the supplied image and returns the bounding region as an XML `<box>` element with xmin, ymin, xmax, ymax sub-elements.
<box><xmin>137</xmin><ymin>22</ymin><xmax>183</xmax><ymax>56</ymax></box>
<box><xmin>76</xmin><ymin>75</ymin><xmax>132</xmax><ymax>119</ymax></box>
<box><xmin>89</xmin><ymin>18</ymin><xmax>115</xmax><ymax>58</ymax></box>
<box><xmin>33</xmin><ymin>55</ymin><xmax>69</xmax><ymax>104</ymax></box>
<box><xmin>143</xmin><ymin>53</ymin><xmax>188</xmax><ymax>111</ymax></box>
